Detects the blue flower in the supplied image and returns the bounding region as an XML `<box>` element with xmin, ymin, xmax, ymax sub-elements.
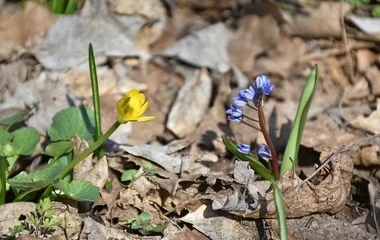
<box><xmin>226</xmin><ymin>104</ymin><xmax>243</xmax><ymax>123</ymax></box>
<box><xmin>258</xmin><ymin>144</ymin><xmax>271</xmax><ymax>161</ymax></box>
<box><xmin>237</xmin><ymin>143</ymin><xmax>250</xmax><ymax>154</ymax></box>
<box><xmin>254</xmin><ymin>75</ymin><xmax>274</xmax><ymax>96</ymax></box>
<box><xmin>239</xmin><ymin>87</ymin><xmax>256</xmax><ymax>101</ymax></box>
<box><xmin>232</xmin><ymin>96</ymin><xmax>247</xmax><ymax>109</ymax></box>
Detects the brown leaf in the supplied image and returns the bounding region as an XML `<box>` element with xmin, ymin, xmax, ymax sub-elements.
<box><xmin>72</xmin><ymin>136</ymin><xmax>109</xmax><ymax>190</ymax></box>
<box><xmin>348</xmin><ymin>99</ymin><xmax>380</xmax><ymax>134</ymax></box>
<box><xmin>229</xmin><ymin>150</ymin><xmax>354</xmax><ymax>218</ymax></box>
<box><xmin>228</xmin><ymin>15</ymin><xmax>280</xmax><ymax>74</ymax></box>
<box><xmin>285</xmin><ymin>2</ymin><xmax>353</xmax><ymax>38</ymax></box>
<box><xmin>167</xmin><ymin>69</ymin><xmax>212</xmax><ymax>138</ymax></box>
<box><xmin>0</xmin><ymin>1</ymin><xmax>56</xmax><ymax>46</ymax></box>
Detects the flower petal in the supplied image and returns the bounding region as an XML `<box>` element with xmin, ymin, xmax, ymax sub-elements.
<box><xmin>137</xmin><ymin>116</ymin><xmax>156</xmax><ymax>122</ymax></box>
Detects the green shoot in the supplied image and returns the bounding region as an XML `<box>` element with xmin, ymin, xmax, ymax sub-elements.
<box><xmin>281</xmin><ymin>65</ymin><xmax>318</xmax><ymax>176</ymax></box>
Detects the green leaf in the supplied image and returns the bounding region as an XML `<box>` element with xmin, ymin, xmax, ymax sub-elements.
<box><xmin>138</xmin><ymin>211</ymin><xmax>151</xmax><ymax>222</ymax></box>
<box><xmin>8</xmin><ymin>160</ymin><xmax>66</xmax><ymax>191</ymax></box>
<box><xmin>150</xmin><ymin>224</ymin><xmax>166</xmax><ymax>233</ymax></box>
<box><xmin>281</xmin><ymin>65</ymin><xmax>318</xmax><ymax>176</ymax></box>
<box><xmin>144</xmin><ymin>162</ymin><xmax>157</xmax><ymax>175</ymax></box>
<box><xmin>38</xmin><ymin>198</ymin><xmax>52</xmax><ymax>214</ymax></box>
<box><xmin>11</xmin><ymin>127</ymin><xmax>40</xmax><ymax>155</ymax></box>
<box><xmin>54</xmin><ymin>179</ymin><xmax>100</xmax><ymax>202</ymax></box>
<box><xmin>63</xmin><ymin>0</ymin><xmax>78</xmax><ymax>14</ymax></box>
<box><xmin>88</xmin><ymin>43</ymin><xmax>104</xmax><ymax>159</ymax></box>
<box><xmin>47</xmin><ymin>107</ymin><xmax>95</xmax><ymax>144</ymax></box>
<box><xmin>44</xmin><ymin>217</ymin><xmax>61</xmax><ymax>229</ymax></box>
<box><xmin>272</xmin><ymin>182</ymin><xmax>288</xmax><ymax>239</ymax></box>
<box><xmin>9</xmin><ymin>225</ymin><xmax>24</xmax><ymax>236</ymax></box>
<box><xmin>45</xmin><ymin>141</ymin><xmax>74</xmax><ymax>157</ymax></box>
<box><xmin>0</xmin><ymin>129</ymin><xmax>13</xmax><ymax>145</ymax></box>
<box><xmin>372</xmin><ymin>5</ymin><xmax>380</xmax><ymax>17</ymax></box>
<box><xmin>131</xmin><ymin>219</ymin><xmax>142</xmax><ymax>229</ymax></box>
<box><xmin>50</xmin><ymin>0</ymin><xmax>67</xmax><ymax>13</ymax></box>
<box><xmin>121</xmin><ymin>169</ymin><xmax>138</xmax><ymax>181</ymax></box>
<box><xmin>0</xmin><ymin>109</ymin><xmax>29</xmax><ymax>128</ymax></box>
<box><xmin>222</xmin><ymin>135</ymin><xmax>276</xmax><ymax>181</ymax></box>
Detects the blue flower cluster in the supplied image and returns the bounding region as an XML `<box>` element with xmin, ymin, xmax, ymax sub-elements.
<box><xmin>226</xmin><ymin>75</ymin><xmax>274</xmax><ymax>123</ymax></box>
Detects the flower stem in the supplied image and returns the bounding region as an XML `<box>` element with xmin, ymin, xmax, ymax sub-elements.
<box><xmin>39</xmin><ymin>121</ymin><xmax>121</xmax><ymax>200</ymax></box>
<box><xmin>257</xmin><ymin>98</ymin><xmax>280</xmax><ymax>180</ymax></box>
<box><xmin>60</xmin><ymin>121</ymin><xmax>120</xmax><ymax>179</ymax></box>
<box><xmin>243</xmin><ymin>114</ymin><xmax>259</xmax><ymax>123</ymax></box>
<box><xmin>242</xmin><ymin>120</ymin><xmax>261</xmax><ymax>132</ymax></box>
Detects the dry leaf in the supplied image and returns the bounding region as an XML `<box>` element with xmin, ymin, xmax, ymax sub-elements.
<box><xmin>228</xmin><ymin>15</ymin><xmax>280</xmax><ymax>74</ymax></box>
<box><xmin>0</xmin><ymin>1</ymin><xmax>56</xmax><ymax>46</ymax></box>
<box><xmin>285</xmin><ymin>2</ymin><xmax>352</xmax><ymax>38</ymax></box>
<box><xmin>227</xmin><ymin>150</ymin><xmax>353</xmax><ymax>218</ymax></box>
<box><xmin>108</xmin><ymin>0</ymin><xmax>166</xmax><ymax>20</ymax></box>
<box><xmin>179</xmin><ymin>204</ymin><xmax>260</xmax><ymax>240</ymax></box>
<box><xmin>35</xmin><ymin>0</ymin><xmax>146</xmax><ymax>69</ymax></box>
<box><xmin>167</xmin><ymin>69</ymin><xmax>212</xmax><ymax>138</ymax></box>
<box><xmin>119</xmin><ymin>143</ymin><xmax>191</xmax><ymax>174</ymax></box>
<box><xmin>349</xmin><ymin>99</ymin><xmax>380</xmax><ymax>134</ymax></box>
<box><xmin>72</xmin><ymin>136</ymin><xmax>109</xmax><ymax>189</ymax></box>
<box><xmin>365</xmin><ymin>67</ymin><xmax>380</xmax><ymax>96</ymax></box>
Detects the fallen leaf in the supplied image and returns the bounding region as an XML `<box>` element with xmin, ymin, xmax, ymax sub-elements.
<box><xmin>119</xmin><ymin>143</ymin><xmax>191</xmax><ymax>174</ymax></box>
<box><xmin>167</xmin><ymin>69</ymin><xmax>212</xmax><ymax>138</ymax></box>
<box><xmin>285</xmin><ymin>2</ymin><xmax>352</xmax><ymax>38</ymax></box>
<box><xmin>179</xmin><ymin>204</ymin><xmax>261</xmax><ymax>240</ymax></box>
<box><xmin>159</xmin><ymin>23</ymin><xmax>248</xmax><ymax>87</ymax></box>
<box><xmin>0</xmin><ymin>1</ymin><xmax>56</xmax><ymax>46</ymax></box>
<box><xmin>228</xmin><ymin>15</ymin><xmax>280</xmax><ymax>74</ymax></box>
<box><xmin>348</xmin><ymin>99</ymin><xmax>380</xmax><ymax>134</ymax></box>
<box><xmin>365</xmin><ymin>67</ymin><xmax>380</xmax><ymax>96</ymax></box>
<box><xmin>227</xmin><ymin>150</ymin><xmax>354</xmax><ymax>218</ymax></box>
<box><xmin>35</xmin><ymin>0</ymin><xmax>146</xmax><ymax>69</ymax></box>
<box><xmin>348</xmin><ymin>15</ymin><xmax>380</xmax><ymax>34</ymax></box>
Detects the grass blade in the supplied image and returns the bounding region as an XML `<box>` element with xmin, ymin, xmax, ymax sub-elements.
<box><xmin>88</xmin><ymin>43</ymin><xmax>104</xmax><ymax>158</ymax></box>
<box><xmin>280</xmin><ymin>65</ymin><xmax>318</xmax><ymax>176</ymax></box>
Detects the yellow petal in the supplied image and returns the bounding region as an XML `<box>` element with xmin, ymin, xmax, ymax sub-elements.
<box><xmin>137</xmin><ymin>116</ymin><xmax>156</xmax><ymax>122</ymax></box>
<box><xmin>139</xmin><ymin>100</ymin><xmax>150</xmax><ymax>116</ymax></box>
<box><xmin>125</xmin><ymin>89</ymin><xmax>139</xmax><ymax>97</ymax></box>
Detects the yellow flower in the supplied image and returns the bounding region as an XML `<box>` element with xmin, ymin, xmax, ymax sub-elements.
<box><xmin>117</xmin><ymin>89</ymin><xmax>155</xmax><ymax>123</ymax></box>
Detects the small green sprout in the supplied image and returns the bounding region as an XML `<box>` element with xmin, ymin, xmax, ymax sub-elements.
<box><xmin>121</xmin><ymin>211</ymin><xmax>166</xmax><ymax>235</ymax></box>
<box><xmin>24</xmin><ymin>198</ymin><xmax>61</xmax><ymax>236</ymax></box>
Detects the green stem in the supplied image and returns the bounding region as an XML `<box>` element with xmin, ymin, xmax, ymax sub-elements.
<box><xmin>0</xmin><ymin>156</ymin><xmax>6</xmax><ymax>204</ymax></box>
<box><xmin>88</xmin><ymin>43</ymin><xmax>104</xmax><ymax>159</ymax></box>
<box><xmin>14</xmin><ymin>188</ymin><xmax>35</xmax><ymax>202</ymax></box>
<box><xmin>272</xmin><ymin>181</ymin><xmax>288</xmax><ymax>239</ymax></box>
<box><xmin>257</xmin><ymin>98</ymin><xmax>279</xmax><ymax>180</ymax></box>
<box><xmin>60</xmin><ymin>121</ymin><xmax>120</xmax><ymax>178</ymax></box>
<box><xmin>40</xmin><ymin>121</ymin><xmax>121</xmax><ymax>200</ymax></box>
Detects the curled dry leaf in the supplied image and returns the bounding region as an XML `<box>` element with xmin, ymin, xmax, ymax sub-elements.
<box><xmin>227</xmin><ymin>150</ymin><xmax>353</xmax><ymax>218</ymax></box>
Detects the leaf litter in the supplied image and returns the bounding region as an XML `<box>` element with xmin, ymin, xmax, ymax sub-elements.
<box><xmin>2</xmin><ymin>0</ymin><xmax>380</xmax><ymax>239</ymax></box>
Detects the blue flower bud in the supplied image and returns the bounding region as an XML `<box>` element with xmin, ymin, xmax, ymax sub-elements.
<box><xmin>237</xmin><ymin>143</ymin><xmax>251</xmax><ymax>154</ymax></box>
<box><xmin>258</xmin><ymin>144</ymin><xmax>271</xmax><ymax>161</ymax></box>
